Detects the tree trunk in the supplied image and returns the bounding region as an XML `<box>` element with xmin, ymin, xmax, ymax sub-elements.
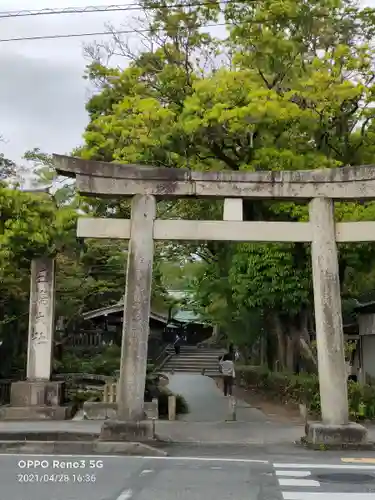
<box><xmin>198</xmin><ymin>324</ymin><xmax>221</xmax><ymax>346</ymax></box>
<box><xmin>212</xmin><ymin>324</ymin><xmax>220</xmax><ymax>341</ymax></box>
<box><xmin>260</xmin><ymin>335</ymin><xmax>266</xmax><ymax>365</ymax></box>
<box><xmin>287</xmin><ymin>310</ymin><xmax>317</xmax><ymax>373</ymax></box>
<box><xmin>286</xmin><ymin>334</ymin><xmax>296</xmax><ymax>372</ymax></box>
<box><xmin>267</xmin><ymin>314</ymin><xmax>286</xmax><ymax>371</ymax></box>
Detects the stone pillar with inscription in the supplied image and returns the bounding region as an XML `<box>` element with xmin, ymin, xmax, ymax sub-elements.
<box><xmin>0</xmin><ymin>257</ymin><xmax>69</xmax><ymax>420</ymax></box>
<box><xmin>27</xmin><ymin>257</ymin><xmax>55</xmax><ymax>380</ymax></box>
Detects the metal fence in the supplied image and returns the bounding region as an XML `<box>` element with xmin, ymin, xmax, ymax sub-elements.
<box><xmin>64</xmin><ymin>330</ymin><xmax>117</xmax><ymax>348</ymax></box>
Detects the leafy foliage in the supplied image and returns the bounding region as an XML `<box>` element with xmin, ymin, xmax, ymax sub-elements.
<box><xmin>0</xmin><ymin>153</ymin><xmax>16</xmax><ymax>181</ymax></box>
<box><xmin>236</xmin><ymin>365</ymin><xmax>375</xmax><ymax>420</ymax></box>
<box><xmin>0</xmin><ymin>151</ymin><xmax>171</xmax><ymax>377</ymax></box>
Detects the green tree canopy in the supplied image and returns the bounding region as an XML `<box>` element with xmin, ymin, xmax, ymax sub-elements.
<box><xmin>75</xmin><ymin>0</ymin><xmax>375</xmax><ymax>369</ymax></box>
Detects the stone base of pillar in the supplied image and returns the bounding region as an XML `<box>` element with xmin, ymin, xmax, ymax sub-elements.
<box><xmin>0</xmin><ymin>380</ymin><xmax>70</xmax><ymax>420</ymax></box>
<box><xmin>304</xmin><ymin>421</ymin><xmax>368</xmax><ymax>447</ymax></box>
<box><xmin>99</xmin><ymin>419</ymin><xmax>155</xmax><ymax>442</ymax></box>
<box><xmin>11</xmin><ymin>380</ymin><xmax>65</xmax><ymax>406</ymax></box>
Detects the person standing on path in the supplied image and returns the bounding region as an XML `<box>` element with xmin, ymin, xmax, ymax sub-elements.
<box><xmin>228</xmin><ymin>343</ymin><xmax>240</xmax><ymax>361</ymax></box>
<box><xmin>174</xmin><ymin>333</ymin><xmax>181</xmax><ymax>355</ymax></box>
<box><xmin>219</xmin><ymin>352</ymin><xmax>235</xmax><ymax>396</ymax></box>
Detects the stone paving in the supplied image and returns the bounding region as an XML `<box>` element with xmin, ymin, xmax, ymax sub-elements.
<box><xmin>0</xmin><ymin>374</ymin><xmax>303</xmax><ymax>445</ymax></box>
<box><xmin>167</xmin><ymin>373</ymin><xmax>266</xmax><ymax>422</ymax></box>
<box><xmin>0</xmin><ymin>374</ymin><xmax>374</xmax><ymax>446</ymax></box>
<box><xmin>159</xmin><ymin>373</ymin><xmax>304</xmax><ymax>443</ymax></box>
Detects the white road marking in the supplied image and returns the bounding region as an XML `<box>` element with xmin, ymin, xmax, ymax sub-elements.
<box><xmin>0</xmin><ymin>453</ymin><xmax>268</xmax><ymax>463</ymax></box>
<box><xmin>0</xmin><ymin>453</ymin><xmax>129</xmax><ymax>459</ymax></box>
<box><xmin>342</xmin><ymin>458</ymin><xmax>375</xmax><ymax>464</ymax></box>
<box><xmin>147</xmin><ymin>456</ymin><xmax>269</xmax><ymax>463</ymax></box>
<box><xmin>116</xmin><ymin>489</ymin><xmax>133</xmax><ymax>500</ymax></box>
<box><xmin>283</xmin><ymin>493</ymin><xmax>375</xmax><ymax>500</ymax></box>
<box><xmin>278</xmin><ymin>478</ymin><xmax>320</xmax><ymax>487</ymax></box>
<box><xmin>275</xmin><ymin>464</ymin><xmax>375</xmax><ymax>500</ymax></box>
<box><xmin>274</xmin><ymin>463</ymin><xmax>375</xmax><ymax>470</ymax></box>
<box><xmin>276</xmin><ymin>470</ymin><xmax>311</xmax><ymax>477</ymax></box>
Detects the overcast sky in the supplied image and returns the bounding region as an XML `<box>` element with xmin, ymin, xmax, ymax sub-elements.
<box><xmin>0</xmin><ymin>0</ymin><xmax>373</xmax><ymax>167</ymax></box>
<box><xmin>0</xmin><ymin>0</ymin><xmax>135</xmax><ymax>165</ymax></box>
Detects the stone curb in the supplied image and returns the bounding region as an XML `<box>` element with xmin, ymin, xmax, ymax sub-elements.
<box><xmin>299</xmin><ymin>437</ymin><xmax>375</xmax><ymax>451</ymax></box>
<box><xmin>156</xmin><ymin>437</ymin><xmax>300</xmax><ymax>446</ymax></box>
<box><xmin>0</xmin><ymin>440</ymin><xmax>168</xmax><ymax>456</ymax></box>
<box><xmin>0</xmin><ymin>432</ymin><xmax>99</xmax><ymax>441</ymax></box>
<box><xmin>155</xmin><ymin>437</ymin><xmax>375</xmax><ymax>450</ymax></box>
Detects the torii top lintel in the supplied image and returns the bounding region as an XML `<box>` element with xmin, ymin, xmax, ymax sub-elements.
<box><xmin>53</xmin><ymin>154</ymin><xmax>375</xmax><ymax>200</ymax></box>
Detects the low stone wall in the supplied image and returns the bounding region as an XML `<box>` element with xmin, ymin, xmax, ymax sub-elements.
<box><xmin>83</xmin><ymin>400</ymin><xmax>159</xmax><ymax>420</ymax></box>
<box><xmin>83</xmin><ymin>402</ymin><xmax>117</xmax><ymax>420</ymax></box>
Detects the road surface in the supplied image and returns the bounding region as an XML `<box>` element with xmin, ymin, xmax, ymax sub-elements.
<box><xmin>3</xmin><ymin>449</ymin><xmax>375</xmax><ymax>499</ymax></box>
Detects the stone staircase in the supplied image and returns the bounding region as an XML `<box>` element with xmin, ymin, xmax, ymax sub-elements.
<box><xmin>162</xmin><ymin>346</ymin><xmax>226</xmax><ymax>376</ymax></box>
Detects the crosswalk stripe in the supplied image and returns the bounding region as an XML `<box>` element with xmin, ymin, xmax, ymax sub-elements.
<box><xmin>275</xmin><ymin>470</ymin><xmax>311</xmax><ymax>477</ymax></box>
<box><xmin>274</xmin><ymin>463</ymin><xmax>375</xmax><ymax>499</ymax></box>
<box><xmin>274</xmin><ymin>463</ymin><xmax>375</xmax><ymax>470</ymax></box>
<box><xmin>283</xmin><ymin>493</ymin><xmax>375</xmax><ymax>500</ymax></box>
<box><xmin>278</xmin><ymin>478</ymin><xmax>320</xmax><ymax>487</ymax></box>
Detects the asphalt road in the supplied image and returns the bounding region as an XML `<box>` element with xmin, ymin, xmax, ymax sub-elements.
<box><xmin>4</xmin><ymin>450</ymin><xmax>375</xmax><ymax>500</ymax></box>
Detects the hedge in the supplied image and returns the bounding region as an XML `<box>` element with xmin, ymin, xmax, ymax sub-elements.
<box><xmin>157</xmin><ymin>388</ymin><xmax>189</xmax><ymax>417</ymax></box>
<box><xmin>145</xmin><ymin>373</ymin><xmax>189</xmax><ymax>417</ymax></box>
<box><xmin>235</xmin><ymin>365</ymin><xmax>375</xmax><ymax>420</ymax></box>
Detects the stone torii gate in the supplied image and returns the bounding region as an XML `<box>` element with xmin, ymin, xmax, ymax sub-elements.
<box><xmin>54</xmin><ymin>154</ymin><xmax>375</xmax><ymax>445</ymax></box>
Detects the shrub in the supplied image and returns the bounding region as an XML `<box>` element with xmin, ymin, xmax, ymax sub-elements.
<box><xmin>70</xmin><ymin>389</ymin><xmax>102</xmax><ymax>404</ymax></box>
<box><xmin>235</xmin><ymin>365</ymin><xmax>375</xmax><ymax>420</ymax></box>
<box><xmin>157</xmin><ymin>388</ymin><xmax>189</xmax><ymax>417</ymax></box>
<box><xmin>66</xmin><ymin>387</ymin><xmax>102</xmax><ymax>416</ymax></box>
<box><xmin>144</xmin><ymin>373</ymin><xmax>189</xmax><ymax>418</ymax></box>
<box><xmin>57</xmin><ymin>350</ymin><xmax>158</xmax><ymax>379</ymax></box>
<box><xmin>56</xmin><ymin>348</ymin><xmax>121</xmax><ymax>376</ymax></box>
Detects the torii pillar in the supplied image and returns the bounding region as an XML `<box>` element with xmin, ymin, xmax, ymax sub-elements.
<box><xmin>100</xmin><ymin>195</ymin><xmax>156</xmax><ymax>440</ymax></box>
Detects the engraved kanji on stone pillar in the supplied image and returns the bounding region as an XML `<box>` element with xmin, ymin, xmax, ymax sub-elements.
<box><xmin>27</xmin><ymin>257</ymin><xmax>56</xmax><ymax>381</ymax></box>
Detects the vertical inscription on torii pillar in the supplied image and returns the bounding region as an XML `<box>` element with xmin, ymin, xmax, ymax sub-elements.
<box><xmin>27</xmin><ymin>258</ymin><xmax>55</xmax><ymax>381</ymax></box>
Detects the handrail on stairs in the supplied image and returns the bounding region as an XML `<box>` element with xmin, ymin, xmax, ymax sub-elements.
<box><xmin>153</xmin><ymin>343</ymin><xmax>173</xmax><ymax>371</ymax></box>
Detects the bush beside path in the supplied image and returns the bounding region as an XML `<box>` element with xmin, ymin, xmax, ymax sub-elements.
<box><xmin>234</xmin><ymin>366</ymin><xmax>375</xmax><ymax>422</ymax></box>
